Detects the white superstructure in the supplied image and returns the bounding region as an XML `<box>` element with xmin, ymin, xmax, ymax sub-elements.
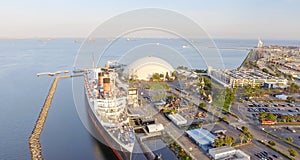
<box><xmin>84</xmin><ymin>66</ymin><xmax>135</xmax><ymax>152</ymax></box>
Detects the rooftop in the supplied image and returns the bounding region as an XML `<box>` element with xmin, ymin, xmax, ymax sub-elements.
<box><xmin>209</xmin><ymin>146</ymin><xmax>235</xmax><ymax>155</ymax></box>
<box><xmin>185</xmin><ymin>128</ymin><xmax>217</xmax><ymax>145</ymax></box>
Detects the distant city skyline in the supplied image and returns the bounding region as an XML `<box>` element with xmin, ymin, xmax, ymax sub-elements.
<box><xmin>1</xmin><ymin>0</ymin><xmax>300</xmax><ymax>40</ymax></box>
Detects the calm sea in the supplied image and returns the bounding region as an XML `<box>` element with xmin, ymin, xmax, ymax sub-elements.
<box><xmin>0</xmin><ymin>38</ymin><xmax>299</xmax><ymax>160</ymax></box>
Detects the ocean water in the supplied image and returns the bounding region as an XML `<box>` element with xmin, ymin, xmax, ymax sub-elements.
<box><xmin>0</xmin><ymin>38</ymin><xmax>299</xmax><ymax>160</ymax></box>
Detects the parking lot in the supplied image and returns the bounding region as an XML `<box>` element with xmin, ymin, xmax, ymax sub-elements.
<box><xmin>238</xmin><ymin>140</ymin><xmax>288</xmax><ymax>160</ymax></box>
<box><xmin>243</xmin><ymin>100</ymin><xmax>300</xmax><ymax>121</ymax></box>
<box><xmin>254</xmin><ymin>151</ymin><xmax>278</xmax><ymax>160</ymax></box>
<box><xmin>266</xmin><ymin>126</ymin><xmax>300</xmax><ymax>146</ymax></box>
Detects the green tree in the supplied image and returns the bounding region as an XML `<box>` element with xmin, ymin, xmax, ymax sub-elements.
<box><xmin>177</xmin><ymin>66</ymin><xmax>188</xmax><ymax>70</ymax></box>
<box><xmin>167</xmin><ymin>95</ymin><xmax>175</xmax><ymax>101</ymax></box>
<box><xmin>267</xmin><ymin>113</ymin><xmax>277</xmax><ymax>121</ymax></box>
<box><xmin>213</xmin><ymin>139</ymin><xmax>224</xmax><ymax>147</ymax></box>
<box><xmin>268</xmin><ymin>140</ymin><xmax>276</xmax><ymax>146</ymax></box>
<box><xmin>286</xmin><ymin>116</ymin><xmax>295</xmax><ymax>122</ymax></box>
<box><xmin>286</xmin><ymin>137</ymin><xmax>293</xmax><ymax>143</ymax></box>
<box><xmin>152</xmin><ymin>73</ymin><xmax>160</xmax><ymax>80</ymax></box>
<box><xmin>288</xmin><ymin>83</ymin><xmax>299</xmax><ymax>93</ymax></box>
<box><xmin>159</xmin><ymin>73</ymin><xmax>164</xmax><ymax>78</ymax></box>
<box><xmin>260</xmin><ymin>112</ymin><xmax>268</xmax><ymax>121</ymax></box>
<box><xmin>224</xmin><ymin>136</ymin><xmax>236</xmax><ymax>146</ymax></box>
<box><xmin>199</xmin><ymin>89</ymin><xmax>204</xmax><ymax>95</ymax></box>
<box><xmin>262</xmin><ymin>68</ymin><xmax>270</xmax><ymax>74</ymax></box>
<box><xmin>239</xmin><ymin>133</ymin><xmax>245</xmax><ymax>144</ymax></box>
<box><xmin>222</xmin><ymin>88</ymin><xmax>236</xmax><ymax>112</ymax></box>
<box><xmin>287</xmin><ymin>96</ymin><xmax>295</xmax><ymax>103</ymax></box>
<box><xmin>288</xmin><ymin>148</ymin><xmax>298</xmax><ymax>157</ymax></box>
<box><xmin>244</xmin><ymin>132</ymin><xmax>254</xmax><ymax>142</ymax></box>
<box><xmin>221</xmin><ymin>117</ymin><xmax>227</xmax><ymax>122</ymax></box>
<box><xmin>171</xmin><ymin>71</ymin><xmax>177</xmax><ymax>78</ymax></box>
<box><xmin>241</xmin><ymin>126</ymin><xmax>249</xmax><ymax>132</ymax></box>
<box><xmin>259</xmin><ymin>112</ymin><xmax>276</xmax><ymax>121</ymax></box>
<box><xmin>130</xmin><ymin>74</ymin><xmax>138</xmax><ymax>80</ymax></box>
<box><xmin>165</xmin><ymin>72</ymin><xmax>170</xmax><ymax>81</ymax></box>
<box><xmin>199</xmin><ymin>102</ymin><xmax>207</xmax><ymax>108</ymax></box>
<box><xmin>201</xmin><ymin>76</ymin><xmax>212</xmax><ymax>91</ymax></box>
<box><xmin>295</xmin><ymin>115</ymin><xmax>300</xmax><ymax>121</ymax></box>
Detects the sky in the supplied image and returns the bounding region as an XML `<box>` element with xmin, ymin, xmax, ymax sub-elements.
<box><xmin>1</xmin><ymin>0</ymin><xmax>300</xmax><ymax>39</ymax></box>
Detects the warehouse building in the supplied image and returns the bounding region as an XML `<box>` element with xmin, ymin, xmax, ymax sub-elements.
<box><xmin>167</xmin><ymin>113</ymin><xmax>188</xmax><ymax>126</ymax></box>
<box><xmin>208</xmin><ymin>146</ymin><xmax>250</xmax><ymax>160</ymax></box>
<box><xmin>185</xmin><ymin>128</ymin><xmax>217</xmax><ymax>151</ymax></box>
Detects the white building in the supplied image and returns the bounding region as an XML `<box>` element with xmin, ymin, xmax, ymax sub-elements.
<box><xmin>125</xmin><ymin>56</ymin><xmax>174</xmax><ymax>80</ymax></box>
<box><xmin>210</xmin><ymin>68</ymin><xmax>288</xmax><ymax>88</ymax></box>
<box><xmin>209</xmin><ymin>146</ymin><xmax>250</xmax><ymax>160</ymax></box>
<box><xmin>167</xmin><ymin>113</ymin><xmax>187</xmax><ymax>126</ymax></box>
<box><xmin>146</xmin><ymin>123</ymin><xmax>164</xmax><ymax>133</ymax></box>
<box><xmin>275</xmin><ymin>94</ymin><xmax>288</xmax><ymax>100</ymax></box>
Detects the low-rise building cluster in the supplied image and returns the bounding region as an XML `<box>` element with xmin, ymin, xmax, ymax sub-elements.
<box><xmin>210</xmin><ymin>68</ymin><xmax>288</xmax><ymax>88</ymax></box>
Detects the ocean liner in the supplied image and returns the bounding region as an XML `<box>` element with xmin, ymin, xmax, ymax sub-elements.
<box><xmin>83</xmin><ymin>65</ymin><xmax>135</xmax><ymax>160</ymax></box>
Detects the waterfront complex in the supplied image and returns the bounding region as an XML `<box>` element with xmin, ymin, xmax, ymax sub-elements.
<box><xmin>210</xmin><ymin>68</ymin><xmax>288</xmax><ymax>88</ymax></box>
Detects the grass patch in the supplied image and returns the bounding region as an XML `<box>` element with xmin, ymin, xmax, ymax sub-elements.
<box><xmin>152</xmin><ymin>92</ymin><xmax>166</xmax><ymax>101</ymax></box>
<box><xmin>146</xmin><ymin>83</ymin><xmax>170</xmax><ymax>90</ymax></box>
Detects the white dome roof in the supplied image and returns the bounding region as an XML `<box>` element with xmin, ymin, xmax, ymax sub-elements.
<box><xmin>126</xmin><ymin>56</ymin><xmax>174</xmax><ymax>80</ymax></box>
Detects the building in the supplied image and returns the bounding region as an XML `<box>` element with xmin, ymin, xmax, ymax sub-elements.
<box><xmin>210</xmin><ymin>68</ymin><xmax>288</xmax><ymax>88</ymax></box>
<box><xmin>261</xmin><ymin>120</ymin><xmax>276</xmax><ymax>125</ymax></box>
<box><xmin>257</xmin><ymin>39</ymin><xmax>263</xmax><ymax>48</ymax></box>
<box><xmin>263</xmin><ymin>82</ymin><xmax>288</xmax><ymax>89</ymax></box>
<box><xmin>185</xmin><ymin>128</ymin><xmax>217</xmax><ymax>151</ymax></box>
<box><xmin>146</xmin><ymin>123</ymin><xmax>164</xmax><ymax>133</ymax></box>
<box><xmin>208</xmin><ymin>146</ymin><xmax>250</xmax><ymax>160</ymax></box>
<box><xmin>167</xmin><ymin>113</ymin><xmax>187</xmax><ymax>126</ymax></box>
<box><xmin>176</xmin><ymin>69</ymin><xmax>198</xmax><ymax>79</ymax></box>
<box><xmin>275</xmin><ymin>94</ymin><xmax>288</xmax><ymax>100</ymax></box>
<box><xmin>128</xmin><ymin>88</ymin><xmax>138</xmax><ymax>106</ymax></box>
<box><xmin>153</xmin><ymin>100</ymin><xmax>166</xmax><ymax>107</ymax></box>
<box><xmin>125</xmin><ymin>56</ymin><xmax>174</xmax><ymax>81</ymax></box>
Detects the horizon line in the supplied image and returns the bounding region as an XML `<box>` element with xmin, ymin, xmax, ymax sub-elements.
<box><xmin>0</xmin><ymin>36</ymin><xmax>299</xmax><ymax>41</ymax></box>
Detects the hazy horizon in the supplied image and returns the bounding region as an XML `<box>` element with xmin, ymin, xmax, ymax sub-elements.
<box><xmin>1</xmin><ymin>0</ymin><xmax>300</xmax><ymax>40</ymax></box>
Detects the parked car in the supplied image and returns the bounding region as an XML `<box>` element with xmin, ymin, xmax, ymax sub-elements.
<box><xmin>272</xmin><ymin>154</ymin><xmax>278</xmax><ymax>158</ymax></box>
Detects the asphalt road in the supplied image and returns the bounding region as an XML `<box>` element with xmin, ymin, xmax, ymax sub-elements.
<box><xmin>266</xmin><ymin>126</ymin><xmax>300</xmax><ymax>147</ymax></box>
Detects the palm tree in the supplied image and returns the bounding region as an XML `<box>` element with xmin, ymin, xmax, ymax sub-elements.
<box><xmin>239</xmin><ymin>133</ymin><xmax>245</xmax><ymax>144</ymax></box>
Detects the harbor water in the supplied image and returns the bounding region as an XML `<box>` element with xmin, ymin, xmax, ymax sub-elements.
<box><xmin>0</xmin><ymin>38</ymin><xmax>299</xmax><ymax>159</ymax></box>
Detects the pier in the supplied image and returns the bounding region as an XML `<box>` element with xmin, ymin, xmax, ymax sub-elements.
<box><xmin>28</xmin><ymin>76</ymin><xmax>70</xmax><ymax>160</ymax></box>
